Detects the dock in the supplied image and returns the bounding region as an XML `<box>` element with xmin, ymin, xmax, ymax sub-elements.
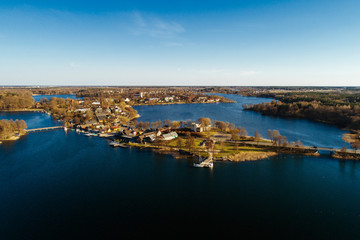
<box><xmin>193</xmin><ymin>153</ymin><xmax>213</xmax><ymax>168</ymax></box>
<box><xmin>26</xmin><ymin>126</ymin><xmax>64</xmax><ymax>132</ymax></box>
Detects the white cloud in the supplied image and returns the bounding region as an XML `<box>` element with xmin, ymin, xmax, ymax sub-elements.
<box><xmin>131</xmin><ymin>12</ymin><xmax>185</xmax><ymax>38</ymax></box>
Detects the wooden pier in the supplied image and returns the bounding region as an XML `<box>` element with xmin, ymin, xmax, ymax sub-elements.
<box><xmin>193</xmin><ymin>153</ymin><xmax>214</xmax><ymax>168</ymax></box>
<box><xmin>26</xmin><ymin>126</ymin><xmax>64</xmax><ymax>132</ymax></box>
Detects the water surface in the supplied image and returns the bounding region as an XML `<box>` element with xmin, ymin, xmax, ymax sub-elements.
<box><xmin>32</xmin><ymin>94</ymin><xmax>81</xmax><ymax>102</ymax></box>
<box><xmin>0</xmin><ymin>94</ymin><xmax>359</xmax><ymax>239</ymax></box>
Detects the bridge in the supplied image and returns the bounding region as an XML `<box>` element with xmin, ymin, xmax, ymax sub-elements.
<box><xmin>26</xmin><ymin>126</ymin><xmax>65</xmax><ymax>133</ymax></box>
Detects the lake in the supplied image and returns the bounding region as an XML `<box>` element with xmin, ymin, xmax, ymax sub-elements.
<box><xmin>0</xmin><ymin>94</ymin><xmax>359</xmax><ymax>239</ymax></box>
<box><xmin>32</xmin><ymin>94</ymin><xmax>81</xmax><ymax>102</ymax></box>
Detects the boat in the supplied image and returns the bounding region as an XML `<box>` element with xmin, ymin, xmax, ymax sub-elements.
<box><xmin>193</xmin><ymin>162</ymin><xmax>213</xmax><ymax>168</ymax></box>
<box><xmin>108</xmin><ymin>141</ymin><xmax>127</xmax><ymax>147</ymax></box>
<box><xmin>193</xmin><ymin>155</ymin><xmax>213</xmax><ymax>168</ymax></box>
<box><xmin>109</xmin><ymin>141</ymin><xmax>119</xmax><ymax>146</ymax></box>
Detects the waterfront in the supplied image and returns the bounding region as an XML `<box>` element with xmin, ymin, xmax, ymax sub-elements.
<box><xmin>135</xmin><ymin>94</ymin><xmax>348</xmax><ymax>148</ymax></box>
<box><xmin>1</xmin><ymin>95</ymin><xmax>360</xmax><ymax>239</ymax></box>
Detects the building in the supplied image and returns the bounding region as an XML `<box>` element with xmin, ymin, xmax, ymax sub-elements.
<box><xmin>133</xmin><ymin>92</ymin><xmax>143</xmax><ymax>98</ymax></box>
<box><xmin>191</xmin><ymin>123</ymin><xmax>211</xmax><ymax>132</ymax></box>
<box><xmin>162</xmin><ymin>131</ymin><xmax>178</xmax><ymax>141</ymax></box>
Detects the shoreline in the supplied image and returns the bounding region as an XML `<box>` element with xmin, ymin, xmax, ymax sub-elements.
<box><xmin>112</xmin><ymin>140</ymin><xmax>279</xmax><ymax>162</ymax></box>
<box><xmin>132</xmin><ymin>101</ymin><xmax>235</xmax><ymax>106</ymax></box>
<box><xmin>0</xmin><ymin>109</ymin><xmax>44</xmax><ymax>112</ymax></box>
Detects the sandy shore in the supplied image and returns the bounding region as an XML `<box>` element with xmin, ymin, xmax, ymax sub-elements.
<box><xmin>0</xmin><ymin>135</ymin><xmax>21</xmax><ymax>141</ymax></box>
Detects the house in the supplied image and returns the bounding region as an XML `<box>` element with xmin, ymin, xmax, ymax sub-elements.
<box><xmin>95</xmin><ymin>113</ymin><xmax>107</xmax><ymax>122</ymax></box>
<box><xmin>119</xmin><ymin>134</ymin><xmax>135</xmax><ymax>142</ymax></box>
<box><xmin>149</xmin><ymin>97</ymin><xmax>159</xmax><ymax>102</ymax></box>
<box><xmin>133</xmin><ymin>92</ymin><xmax>143</xmax><ymax>98</ymax></box>
<box><xmin>164</xmin><ymin>96</ymin><xmax>174</xmax><ymax>102</ymax></box>
<box><xmin>191</xmin><ymin>122</ymin><xmax>211</xmax><ymax>132</ymax></box>
<box><xmin>92</xmin><ymin>101</ymin><xmax>101</xmax><ymax>105</ymax></box>
<box><xmin>83</xmin><ymin>119</ymin><xmax>98</xmax><ymax>126</ymax></box>
<box><xmin>35</xmin><ymin>102</ymin><xmax>42</xmax><ymax>108</ymax></box>
<box><xmin>162</xmin><ymin>131</ymin><xmax>178</xmax><ymax>141</ymax></box>
<box><xmin>144</xmin><ymin>134</ymin><xmax>156</xmax><ymax>143</ymax></box>
<box><xmin>75</xmin><ymin>108</ymin><xmax>90</xmax><ymax>113</ymax></box>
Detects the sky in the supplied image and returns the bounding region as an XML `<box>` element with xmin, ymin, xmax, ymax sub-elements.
<box><xmin>0</xmin><ymin>0</ymin><xmax>359</xmax><ymax>86</ymax></box>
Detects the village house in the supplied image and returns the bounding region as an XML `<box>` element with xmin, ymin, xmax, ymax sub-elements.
<box><xmin>161</xmin><ymin>131</ymin><xmax>178</xmax><ymax>140</ymax></box>
<box><xmin>95</xmin><ymin>112</ymin><xmax>107</xmax><ymax>123</ymax></box>
<box><xmin>133</xmin><ymin>92</ymin><xmax>143</xmax><ymax>98</ymax></box>
<box><xmin>191</xmin><ymin>122</ymin><xmax>211</xmax><ymax>132</ymax></box>
<box><xmin>164</xmin><ymin>96</ymin><xmax>174</xmax><ymax>102</ymax></box>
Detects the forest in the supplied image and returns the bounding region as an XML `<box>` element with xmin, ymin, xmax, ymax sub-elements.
<box><xmin>0</xmin><ymin>90</ymin><xmax>34</xmax><ymax>110</ymax></box>
<box><xmin>244</xmin><ymin>91</ymin><xmax>360</xmax><ymax>130</ymax></box>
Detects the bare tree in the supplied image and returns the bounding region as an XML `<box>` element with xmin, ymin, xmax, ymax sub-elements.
<box><xmin>254</xmin><ymin>130</ymin><xmax>262</xmax><ymax>143</ymax></box>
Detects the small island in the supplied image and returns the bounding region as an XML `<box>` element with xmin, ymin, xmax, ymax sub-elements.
<box><xmin>0</xmin><ymin>119</ymin><xmax>27</xmax><ymax>141</ymax></box>
<box><xmin>104</xmin><ymin>118</ymin><xmax>325</xmax><ymax>164</ymax></box>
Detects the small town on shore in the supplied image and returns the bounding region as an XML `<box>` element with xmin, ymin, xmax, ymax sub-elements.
<box><xmin>1</xmin><ymin>86</ymin><xmax>360</xmax><ymax>165</ymax></box>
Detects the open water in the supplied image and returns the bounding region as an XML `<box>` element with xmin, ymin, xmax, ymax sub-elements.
<box><xmin>0</xmin><ymin>94</ymin><xmax>359</xmax><ymax>239</ymax></box>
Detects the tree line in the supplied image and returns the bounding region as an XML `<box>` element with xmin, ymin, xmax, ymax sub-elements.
<box><xmin>244</xmin><ymin>100</ymin><xmax>360</xmax><ymax>130</ymax></box>
<box><xmin>0</xmin><ymin>91</ymin><xmax>34</xmax><ymax>110</ymax></box>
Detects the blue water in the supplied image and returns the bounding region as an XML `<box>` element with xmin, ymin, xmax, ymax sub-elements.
<box><xmin>0</xmin><ymin>111</ymin><xmax>61</xmax><ymax>129</ymax></box>
<box><xmin>134</xmin><ymin>94</ymin><xmax>348</xmax><ymax>148</ymax></box>
<box><xmin>0</xmin><ymin>94</ymin><xmax>359</xmax><ymax>239</ymax></box>
<box><xmin>32</xmin><ymin>94</ymin><xmax>81</xmax><ymax>102</ymax></box>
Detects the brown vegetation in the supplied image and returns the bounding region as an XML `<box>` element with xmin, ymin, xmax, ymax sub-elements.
<box><xmin>0</xmin><ymin>119</ymin><xmax>27</xmax><ymax>140</ymax></box>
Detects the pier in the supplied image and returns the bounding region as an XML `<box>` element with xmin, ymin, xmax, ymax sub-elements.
<box><xmin>193</xmin><ymin>153</ymin><xmax>213</xmax><ymax>168</ymax></box>
<box><xmin>26</xmin><ymin>126</ymin><xmax>65</xmax><ymax>132</ymax></box>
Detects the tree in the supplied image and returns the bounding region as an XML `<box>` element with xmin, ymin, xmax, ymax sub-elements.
<box><xmin>205</xmin><ymin>139</ymin><xmax>215</xmax><ymax>153</ymax></box>
<box><xmin>215</xmin><ymin>121</ymin><xmax>227</xmax><ymax>132</ymax></box>
<box><xmin>239</xmin><ymin>127</ymin><xmax>247</xmax><ymax>138</ymax></box>
<box><xmin>296</xmin><ymin>140</ymin><xmax>304</xmax><ymax>148</ymax></box>
<box><xmin>254</xmin><ymin>130</ymin><xmax>262</xmax><ymax>143</ymax></box>
<box><xmin>185</xmin><ymin>137</ymin><xmax>195</xmax><ymax>152</ymax></box>
<box><xmin>230</xmin><ymin>128</ymin><xmax>240</xmax><ymax>140</ymax></box>
<box><xmin>198</xmin><ymin>117</ymin><xmax>211</xmax><ymax>127</ymax></box>
<box><xmin>143</xmin><ymin>121</ymin><xmax>150</xmax><ymax>130</ymax></box>
<box><xmin>342</xmin><ymin>133</ymin><xmax>360</xmax><ymax>153</ymax></box>
<box><xmin>272</xmin><ymin>130</ymin><xmax>281</xmax><ymax>145</ymax></box>
<box><xmin>164</xmin><ymin>119</ymin><xmax>171</xmax><ymax>127</ymax></box>
<box><xmin>172</xmin><ymin>121</ymin><xmax>180</xmax><ymax>129</ymax></box>
<box><xmin>136</xmin><ymin>121</ymin><xmax>143</xmax><ymax>129</ymax></box>
<box><xmin>176</xmin><ymin>138</ymin><xmax>183</xmax><ymax>149</ymax></box>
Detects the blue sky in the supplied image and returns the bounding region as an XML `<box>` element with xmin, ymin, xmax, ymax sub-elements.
<box><xmin>0</xmin><ymin>0</ymin><xmax>359</xmax><ymax>86</ymax></box>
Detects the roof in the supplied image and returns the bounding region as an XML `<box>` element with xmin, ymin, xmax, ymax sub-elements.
<box><xmin>162</xmin><ymin>131</ymin><xmax>178</xmax><ymax>140</ymax></box>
